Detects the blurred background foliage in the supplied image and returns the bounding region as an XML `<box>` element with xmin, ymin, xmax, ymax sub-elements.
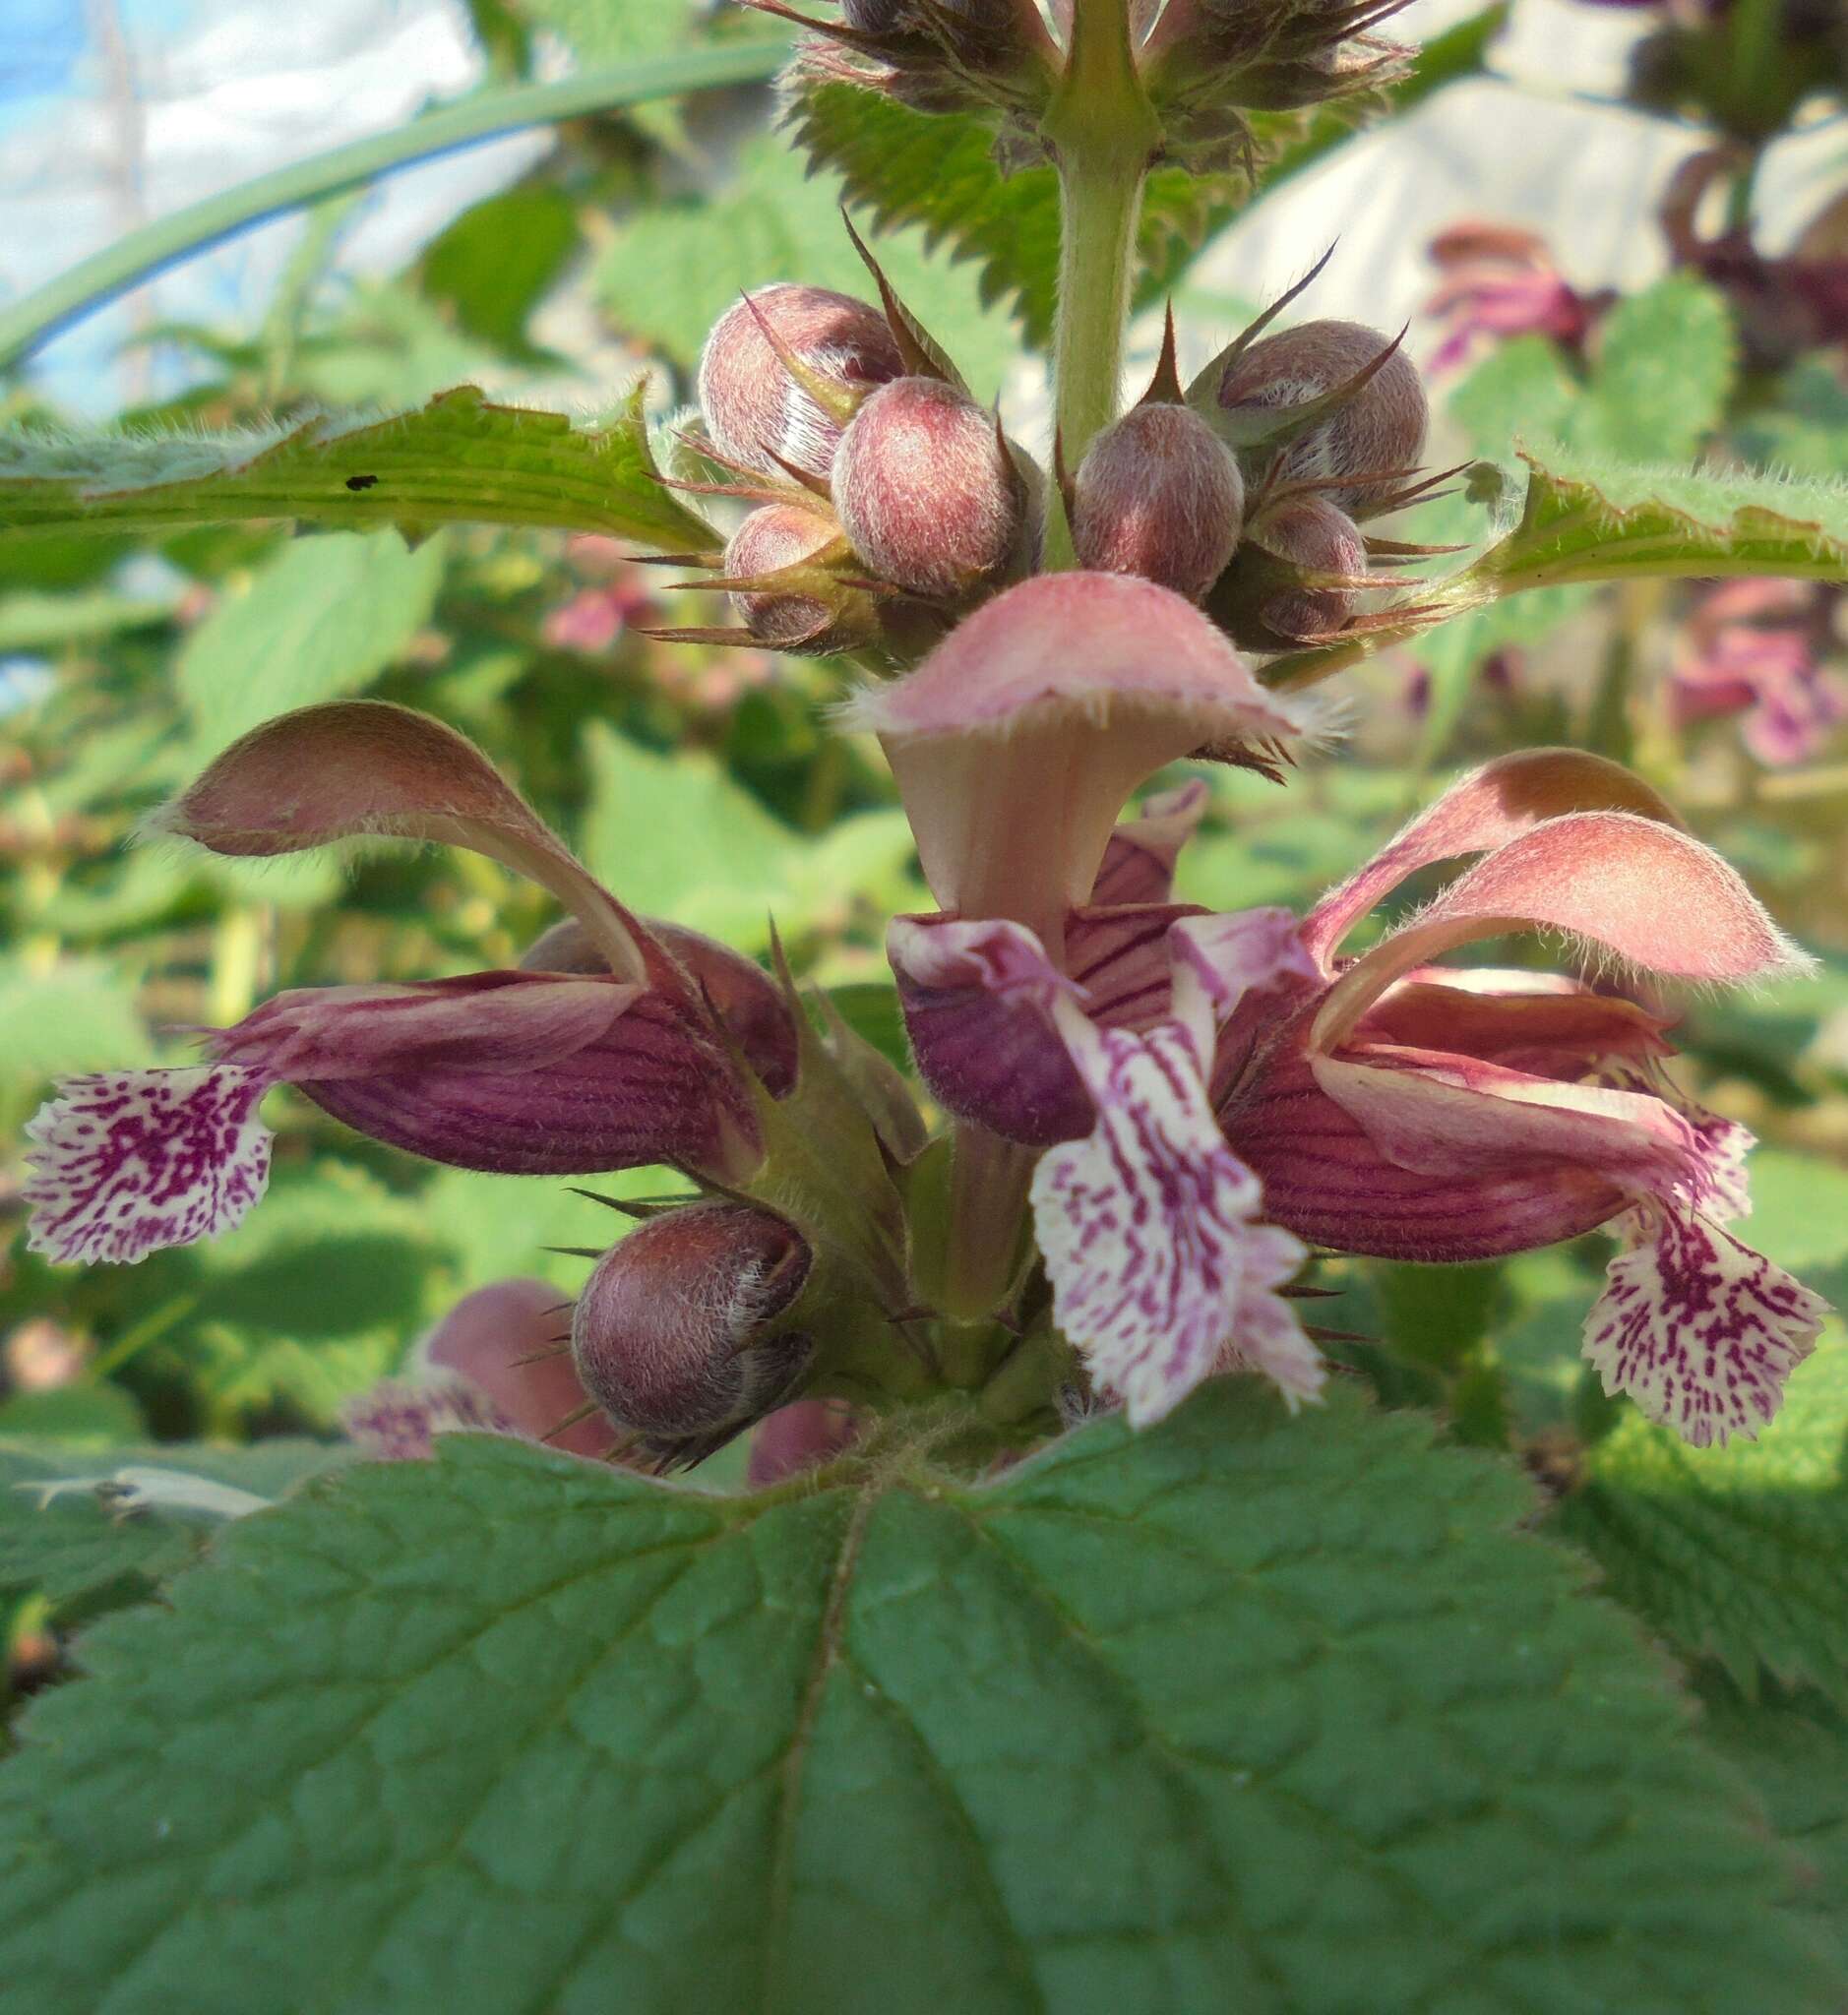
<box><xmin>1</xmin><ymin>0</ymin><xmax>1844</xmax><ymax>1709</ymax></box>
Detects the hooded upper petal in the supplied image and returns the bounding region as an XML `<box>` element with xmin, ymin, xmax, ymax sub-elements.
<box><xmin>246</xmin><ymin>978</ymin><xmax>760</xmax><ymax>1180</ymax></box>
<box><xmin>154</xmin><ymin>701</ymin><xmax>653</xmax><ymax>987</ymax></box>
<box><xmin>844</xmin><ymin>572</ymin><xmax>1315</xmax><ymax>954</ymax></box>
<box><xmin>1301</xmin><ymin>748</ymin><xmax>1687</xmax><ymax>968</ymax></box>
<box><xmin>1313</xmin><ymin>811</ymin><xmax>1812</xmax><ymax>1053</ymax></box>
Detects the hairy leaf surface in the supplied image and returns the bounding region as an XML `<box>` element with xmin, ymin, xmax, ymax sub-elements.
<box><xmin>0</xmin><ymin>387</ymin><xmax>712</xmax><ymax>550</ymax></box>
<box><xmin>0</xmin><ymin>1384</ymin><xmax>1832</xmax><ymax>2013</ymax></box>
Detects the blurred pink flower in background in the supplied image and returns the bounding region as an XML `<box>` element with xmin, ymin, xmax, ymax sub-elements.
<box><xmin>542</xmin><ymin>578</ymin><xmax>657</xmax><ymax>655</ymax></box>
<box><xmin>1670</xmin><ymin>580</ymin><xmax>1847</xmax><ymax>766</ymax></box>
<box><xmin>1425</xmin><ymin>223</ymin><xmax>1611</xmax><ymax>375</ymax></box>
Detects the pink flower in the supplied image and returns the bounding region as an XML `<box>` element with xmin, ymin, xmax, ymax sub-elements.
<box><xmin>343</xmin><ymin>1277</ymin><xmax>609</xmax><ymax>1461</ymax></box>
<box><xmin>1669</xmin><ymin>580</ymin><xmax>1846</xmax><ymax>767</ymax></box>
<box><xmin>1425</xmin><ymin>222</ymin><xmax>1609</xmax><ymax>375</ymax></box>
<box><xmin>864</xmin><ymin>571</ymin><xmax>1329</xmax><ymax>1420</ymax></box>
<box><xmin>894</xmin><ymin>743</ymin><xmax>1829</xmax><ymax>1445</ymax></box>
<box><xmin>24</xmin><ymin>702</ymin><xmax>796</xmax><ymax>1267</ymax></box>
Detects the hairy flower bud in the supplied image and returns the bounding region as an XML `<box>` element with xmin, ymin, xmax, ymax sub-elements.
<box><xmin>1072</xmin><ymin>402</ymin><xmax>1245</xmax><ymax>602</ymax></box>
<box><xmin>1142</xmin><ymin>0</ymin><xmax>1412</xmax><ymax>128</ymax></box>
<box><xmin>829</xmin><ymin>0</ymin><xmax>1056</xmax><ymax>111</ymax></box>
<box><xmin>698</xmin><ymin>284</ymin><xmax>904</xmax><ymax>481</ymax></box>
<box><xmin>570</xmin><ymin>1203</ymin><xmax>813</xmax><ymax>1451</ymax></box>
<box><xmin>724</xmin><ymin>504</ymin><xmax>880</xmax><ymax>654</ymax></box>
<box><xmin>1209</xmin><ymin>494</ymin><xmax>1368</xmax><ymax>645</ymax></box>
<box><xmin>1200</xmin><ymin>319</ymin><xmax>1428</xmax><ymax>518</ymax></box>
<box><xmin>832</xmin><ymin>377</ymin><xmax>1032</xmax><ymax>600</ymax></box>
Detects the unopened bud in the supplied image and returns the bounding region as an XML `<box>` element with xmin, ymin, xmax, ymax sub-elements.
<box><xmin>834</xmin><ymin>0</ymin><xmax>1053</xmax><ymax>107</ymax></box>
<box><xmin>724</xmin><ymin>504</ymin><xmax>880</xmax><ymax>654</ymax></box>
<box><xmin>1242</xmin><ymin>495</ymin><xmax>1368</xmax><ymax>643</ymax></box>
<box><xmin>571</xmin><ymin>1203</ymin><xmax>813</xmax><ymax>1449</ymax></box>
<box><xmin>1201</xmin><ymin>319</ymin><xmax>1427</xmax><ymax>519</ymax></box>
<box><xmin>1143</xmin><ymin>0</ymin><xmax>1410</xmax><ymax>121</ymax></box>
<box><xmin>1072</xmin><ymin>403</ymin><xmax>1244</xmax><ymax>603</ymax></box>
<box><xmin>832</xmin><ymin>377</ymin><xmax>1032</xmax><ymax>601</ymax></box>
<box><xmin>698</xmin><ymin>284</ymin><xmax>904</xmax><ymax>481</ymax></box>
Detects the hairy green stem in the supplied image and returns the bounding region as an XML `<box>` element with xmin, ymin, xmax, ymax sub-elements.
<box><xmin>937</xmin><ymin>1</ymin><xmax>1162</xmax><ymax>1302</ymax></box>
<box><xmin>1039</xmin><ymin>0</ymin><xmax>1160</xmax><ymax>573</ymax></box>
<box><xmin>942</xmin><ymin>1127</ymin><xmax>1036</xmax><ymax>1323</ymax></box>
<box><xmin>0</xmin><ymin>40</ymin><xmax>787</xmax><ymax>371</ymax></box>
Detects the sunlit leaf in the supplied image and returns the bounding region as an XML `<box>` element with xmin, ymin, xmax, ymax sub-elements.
<box><xmin>0</xmin><ymin>387</ymin><xmax>712</xmax><ymax>550</ymax></box>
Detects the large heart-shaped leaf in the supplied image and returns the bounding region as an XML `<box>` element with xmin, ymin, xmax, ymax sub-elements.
<box><xmin>0</xmin><ymin>1383</ymin><xmax>1832</xmax><ymax>2012</ymax></box>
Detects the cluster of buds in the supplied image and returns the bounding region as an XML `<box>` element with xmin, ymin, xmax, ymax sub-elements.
<box><xmin>1196</xmin><ymin>282</ymin><xmax>1450</xmax><ymax>648</ymax></box>
<box><xmin>1078</xmin><ymin>263</ymin><xmax>1441</xmax><ymax>650</ymax></box>
<box><xmin>668</xmin><ymin>265</ymin><xmax>1042</xmax><ymax>661</ymax></box>
<box><xmin>764</xmin><ymin>0</ymin><xmax>1413</xmax><ymax>178</ymax></box>
<box><xmin>771</xmin><ymin>0</ymin><xmax>1063</xmax><ymax>126</ymax></box>
<box><xmin>1140</xmin><ymin>0</ymin><xmax>1415</xmax><ymax>163</ymax></box>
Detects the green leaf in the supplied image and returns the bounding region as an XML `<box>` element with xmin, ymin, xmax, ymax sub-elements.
<box><xmin>0</xmin><ymin>586</ymin><xmax>176</xmax><ymax>651</ymax></box>
<box><xmin>0</xmin><ymin>1384</ymin><xmax>1833</xmax><ymax>2012</ymax></box>
<box><xmin>1734</xmin><ymin>358</ymin><xmax>1848</xmax><ymax>481</ymax></box>
<box><xmin>782</xmin><ymin>87</ymin><xmax>1234</xmax><ymax>351</ymax></box>
<box><xmin>1493</xmin><ymin>447</ymin><xmax>1848</xmax><ymax>588</ymax></box>
<box><xmin>1574</xmin><ymin>275</ymin><xmax>1738</xmax><ymax>466</ymax></box>
<box><xmin>1552</xmin><ymin>1335</ymin><xmax>1848</xmax><ymax>1705</ymax></box>
<box><xmin>1448</xmin><ymin>334</ymin><xmax>1581</xmax><ymax>456</ymax></box>
<box><xmin>0</xmin><ymin>958</ymin><xmax>146</xmax><ymax>1086</ymax></box>
<box><xmin>0</xmin><ymin>1437</ymin><xmax>348</xmax><ymax>1620</ymax></box>
<box><xmin>1695</xmin><ymin>1671</ymin><xmax>1848</xmax><ymax>1964</ymax></box>
<box><xmin>0</xmin><ymin>957</ymin><xmax>147</xmax><ymax>1135</ymax></box>
<box><xmin>580</xmin><ymin>723</ymin><xmax>915</xmax><ymax>949</ymax></box>
<box><xmin>177</xmin><ymin>529</ymin><xmax>446</xmax><ymax>760</ymax></box>
<box><xmin>784</xmin><ymin>10</ymin><xmax>1508</xmax><ymax>349</ymax></box>
<box><xmin>593</xmin><ymin>127</ymin><xmax>1020</xmax><ymax>391</ymax></box>
<box><xmin>0</xmin><ymin>386</ymin><xmax>713</xmax><ymax>551</ymax></box>
<box><xmin>417</xmin><ymin>186</ymin><xmax>582</xmax><ymax>360</ymax></box>
<box><xmin>1263</xmin><ymin>449</ymin><xmax>1848</xmax><ymax>696</ymax></box>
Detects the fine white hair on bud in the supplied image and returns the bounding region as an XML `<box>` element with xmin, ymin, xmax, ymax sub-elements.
<box><xmin>832</xmin><ymin>377</ymin><xmax>1030</xmax><ymax>601</ymax></box>
<box><xmin>1204</xmin><ymin>319</ymin><xmax>1428</xmax><ymax>519</ymax></box>
<box><xmin>1072</xmin><ymin>403</ymin><xmax>1245</xmax><ymax>603</ymax></box>
<box><xmin>1253</xmin><ymin>494</ymin><xmax>1368</xmax><ymax>642</ymax></box>
<box><xmin>570</xmin><ymin>1202</ymin><xmax>813</xmax><ymax>1448</ymax></box>
<box><xmin>724</xmin><ymin>504</ymin><xmax>877</xmax><ymax>654</ymax></box>
<box><xmin>697</xmin><ymin>284</ymin><xmax>904</xmax><ymax>481</ymax></box>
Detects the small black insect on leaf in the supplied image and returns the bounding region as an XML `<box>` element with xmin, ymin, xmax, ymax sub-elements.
<box><xmin>344</xmin><ymin>473</ymin><xmax>379</xmax><ymax>492</ymax></box>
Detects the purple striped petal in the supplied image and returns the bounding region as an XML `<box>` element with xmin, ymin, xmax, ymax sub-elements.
<box><xmin>211</xmin><ymin>971</ymin><xmax>760</xmax><ymax>1179</ymax></box>
<box><xmin>1029</xmin><ymin>1004</ymin><xmax>1321</xmax><ymax>1426</ymax></box>
<box><xmin>1301</xmin><ymin>749</ymin><xmax>1687</xmax><ymax>968</ymax></box>
<box><xmin>888</xmin><ymin>914</ymin><xmax>1091</xmax><ymax>1145</ymax></box>
<box><xmin>1089</xmin><ymin>779</ymin><xmax>1211</xmax><ymax>905</ymax></box>
<box><xmin>521</xmin><ymin>917</ymin><xmax>799</xmax><ymax>1096</ymax></box>
<box><xmin>297</xmin><ymin>990</ymin><xmax>757</xmax><ymax>1177</ymax></box>
<box><xmin>216</xmin><ymin>973</ymin><xmax>636</xmax><ymax>1082</ymax></box>
<box><xmin>1219</xmin><ymin>1025</ymin><xmax>1629</xmax><ymax>1261</ymax></box>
